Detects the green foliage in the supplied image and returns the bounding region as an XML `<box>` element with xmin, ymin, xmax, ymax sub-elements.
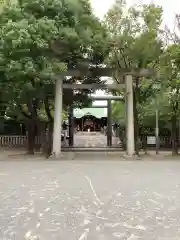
<box><xmin>105</xmin><ymin>1</ymin><xmax>165</xmax><ymax>131</ymax></box>
<box><xmin>112</xmin><ymin>101</ymin><xmax>125</xmax><ymax>126</ymax></box>
<box><xmin>106</xmin><ymin>1</ymin><xmax>180</xmax><ymax>153</ymax></box>
<box><xmin>0</xmin><ymin>0</ymin><xmax>109</xmax><ymax>122</ymax></box>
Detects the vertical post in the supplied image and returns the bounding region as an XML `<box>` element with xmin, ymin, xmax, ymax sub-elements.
<box><xmin>52</xmin><ymin>79</ymin><xmax>63</xmax><ymax>158</ymax></box>
<box><xmin>153</xmin><ymin>83</ymin><xmax>161</xmax><ymax>155</ymax></box>
<box><xmin>107</xmin><ymin>100</ymin><xmax>112</xmax><ymax>147</ymax></box>
<box><xmin>125</xmin><ymin>75</ymin><xmax>135</xmax><ymax>156</ymax></box>
<box><xmin>155</xmin><ymin>109</ymin><xmax>159</xmax><ymax>155</ymax></box>
<box><xmin>179</xmin><ymin>119</ymin><xmax>180</xmax><ymax>149</ymax></box>
<box><xmin>68</xmin><ymin>105</ymin><xmax>74</xmax><ymax>147</ymax></box>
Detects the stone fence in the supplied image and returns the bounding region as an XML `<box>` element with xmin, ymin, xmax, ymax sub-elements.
<box><xmin>115</xmin><ymin>130</ymin><xmax>179</xmax><ymax>150</ymax></box>
<box><xmin>0</xmin><ymin>131</ymin><xmax>68</xmax><ymax>148</ymax></box>
<box><xmin>139</xmin><ymin>135</ymin><xmax>180</xmax><ymax>149</ymax></box>
<box><xmin>0</xmin><ymin>135</ymin><xmax>41</xmax><ymax>148</ymax></box>
<box><xmin>0</xmin><ymin>135</ymin><xmax>177</xmax><ymax>150</ymax></box>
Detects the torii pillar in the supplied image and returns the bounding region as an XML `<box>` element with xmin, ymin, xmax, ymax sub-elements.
<box><xmin>107</xmin><ymin>100</ymin><xmax>112</xmax><ymax>147</ymax></box>
<box><xmin>125</xmin><ymin>75</ymin><xmax>135</xmax><ymax>156</ymax></box>
<box><xmin>68</xmin><ymin>105</ymin><xmax>74</xmax><ymax>147</ymax></box>
<box><xmin>52</xmin><ymin>78</ymin><xmax>63</xmax><ymax>158</ymax></box>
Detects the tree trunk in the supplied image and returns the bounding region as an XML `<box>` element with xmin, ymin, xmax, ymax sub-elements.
<box><xmin>44</xmin><ymin>96</ymin><xmax>53</xmax><ymax>157</ymax></box>
<box><xmin>27</xmin><ymin>120</ymin><xmax>36</xmax><ymax>155</ymax></box>
<box><xmin>39</xmin><ymin>122</ymin><xmax>46</xmax><ymax>153</ymax></box>
<box><xmin>42</xmin><ymin>122</ymin><xmax>53</xmax><ymax>158</ymax></box>
<box><xmin>26</xmin><ymin>98</ymin><xmax>39</xmax><ymax>155</ymax></box>
<box><xmin>47</xmin><ymin>122</ymin><xmax>53</xmax><ymax>157</ymax></box>
<box><xmin>171</xmin><ymin>114</ymin><xmax>178</xmax><ymax>155</ymax></box>
<box><xmin>34</xmin><ymin>120</ymin><xmax>44</xmax><ymax>151</ymax></box>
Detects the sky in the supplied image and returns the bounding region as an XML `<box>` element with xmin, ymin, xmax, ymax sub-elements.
<box><xmin>91</xmin><ymin>0</ymin><xmax>180</xmax><ymax>106</ymax></box>
<box><xmin>91</xmin><ymin>0</ymin><xmax>180</xmax><ymax>27</ymax></box>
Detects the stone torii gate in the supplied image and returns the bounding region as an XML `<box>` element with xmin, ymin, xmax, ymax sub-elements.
<box><xmin>52</xmin><ymin>67</ymin><xmax>153</xmax><ymax>158</ymax></box>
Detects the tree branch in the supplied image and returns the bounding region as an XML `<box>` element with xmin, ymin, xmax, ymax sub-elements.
<box><xmin>119</xmin><ymin>47</ymin><xmax>130</xmax><ymax>68</ymax></box>
<box><xmin>18</xmin><ymin>105</ymin><xmax>31</xmax><ymax>119</ymax></box>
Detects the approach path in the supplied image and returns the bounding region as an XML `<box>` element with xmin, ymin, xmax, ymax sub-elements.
<box><xmin>73</xmin><ymin>131</ymin><xmax>121</xmax><ymax>148</ymax></box>
<box><xmin>0</xmin><ymin>160</ymin><xmax>179</xmax><ymax>239</ymax></box>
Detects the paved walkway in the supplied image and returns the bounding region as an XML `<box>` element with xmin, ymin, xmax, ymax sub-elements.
<box><xmin>74</xmin><ymin>132</ymin><xmax>121</xmax><ymax>148</ymax></box>
<box><xmin>0</xmin><ymin>160</ymin><xmax>180</xmax><ymax>239</ymax></box>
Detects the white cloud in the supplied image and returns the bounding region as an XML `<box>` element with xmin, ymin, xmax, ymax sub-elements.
<box><xmin>91</xmin><ymin>0</ymin><xmax>115</xmax><ymax>19</ymax></box>
<box><xmin>91</xmin><ymin>0</ymin><xmax>180</xmax><ymax>27</ymax></box>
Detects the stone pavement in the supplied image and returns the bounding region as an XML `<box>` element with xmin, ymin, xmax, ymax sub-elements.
<box><xmin>74</xmin><ymin>132</ymin><xmax>121</xmax><ymax>148</ymax></box>
<box><xmin>0</xmin><ymin>160</ymin><xmax>180</xmax><ymax>239</ymax></box>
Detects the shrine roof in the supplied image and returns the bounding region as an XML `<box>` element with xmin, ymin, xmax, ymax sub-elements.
<box><xmin>73</xmin><ymin>108</ymin><xmax>107</xmax><ymax>119</ymax></box>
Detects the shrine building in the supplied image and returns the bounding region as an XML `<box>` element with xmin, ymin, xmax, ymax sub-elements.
<box><xmin>73</xmin><ymin>108</ymin><xmax>107</xmax><ymax>132</ymax></box>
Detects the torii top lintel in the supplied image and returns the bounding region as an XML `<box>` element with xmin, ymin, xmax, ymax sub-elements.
<box><xmin>60</xmin><ymin>67</ymin><xmax>155</xmax><ymax>78</ymax></box>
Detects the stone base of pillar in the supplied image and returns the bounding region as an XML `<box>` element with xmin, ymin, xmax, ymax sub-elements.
<box><xmin>49</xmin><ymin>153</ymin><xmax>63</xmax><ymax>160</ymax></box>
<box><xmin>123</xmin><ymin>154</ymin><xmax>142</xmax><ymax>160</ymax></box>
<box><xmin>49</xmin><ymin>152</ymin><xmax>75</xmax><ymax>160</ymax></box>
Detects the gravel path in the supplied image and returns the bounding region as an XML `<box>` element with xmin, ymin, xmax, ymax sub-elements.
<box><xmin>0</xmin><ymin>160</ymin><xmax>180</xmax><ymax>239</ymax></box>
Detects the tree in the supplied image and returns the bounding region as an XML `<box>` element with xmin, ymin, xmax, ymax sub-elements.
<box><xmin>0</xmin><ymin>0</ymin><xmax>109</xmax><ymax>155</ymax></box>
<box><xmin>157</xmin><ymin>45</ymin><xmax>180</xmax><ymax>154</ymax></box>
<box><xmin>105</xmin><ymin>0</ymin><xmax>163</xmax><ymax>155</ymax></box>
